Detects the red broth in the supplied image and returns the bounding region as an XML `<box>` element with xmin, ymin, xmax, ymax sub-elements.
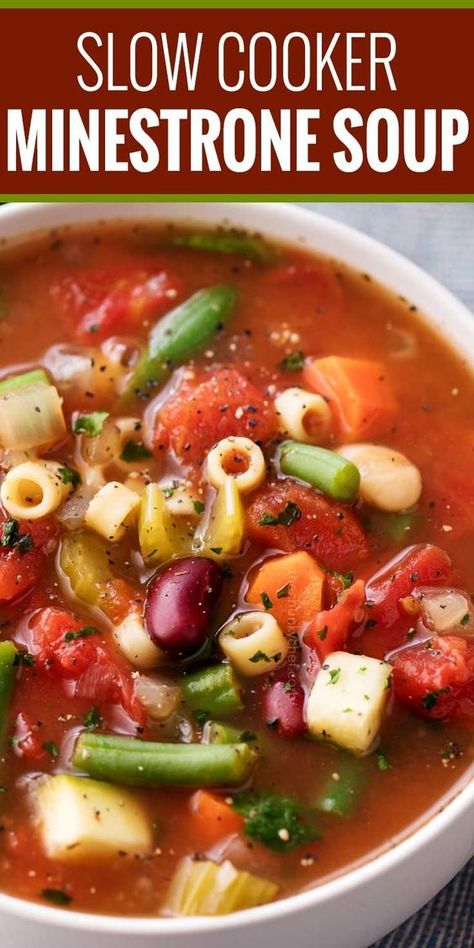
<box><xmin>0</xmin><ymin>221</ymin><xmax>472</xmax><ymax>917</ymax></box>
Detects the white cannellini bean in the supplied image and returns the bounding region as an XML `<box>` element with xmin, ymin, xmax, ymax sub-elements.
<box><xmin>338</xmin><ymin>443</ymin><xmax>422</xmax><ymax>512</ymax></box>
<box><xmin>274</xmin><ymin>387</ymin><xmax>331</xmax><ymax>444</ymax></box>
<box><xmin>219</xmin><ymin>611</ymin><xmax>288</xmax><ymax>677</ymax></box>
<box><xmin>206</xmin><ymin>437</ymin><xmax>266</xmax><ymax>494</ymax></box>
<box><xmin>133</xmin><ymin>675</ymin><xmax>181</xmax><ymax>720</ymax></box>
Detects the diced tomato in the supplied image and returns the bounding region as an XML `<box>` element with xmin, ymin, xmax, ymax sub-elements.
<box><xmin>153</xmin><ymin>367</ymin><xmax>278</xmax><ymax>465</ymax></box>
<box><xmin>365</xmin><ymin>545</ymin><xmax>452</xmax><ymax>631</ymax></box>
<box><xmin>28</xmin><ymin>608</ymin><xmax>143</xmax><ymax>723</ymax></box>
<box><xmin>52</xmin><ymin>263</ymin><xmax>181</xmax><ymax>341</ymax></box>
<box><xmin>0</xmin><ymin>517</ymin><xmax>59</xmax><ymax>604</ymax></box>
<box><xmin>245</xmin><ymin>480</ymin><xmax>368</xmax><ymax>571</ymax></box>
<box><xmin>355</xmin><ymin>545</ymin><xmax>453</xmax><ymax>658</ymax></box>
<box><xmin>392</xmin><ymin>635</ymin><xmax>474</xmax><ymax>722</ymax></box>
<box><xmin>305</xmin><ymin>579</ymin><xmax>366</xmax><ymax>660</ymax></box>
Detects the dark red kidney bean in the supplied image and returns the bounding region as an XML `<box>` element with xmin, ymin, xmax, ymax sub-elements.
<box><xmin>145</xmin><ymin>556</ymin><xmax>224</xmax><ymax>657</ymax></box>
<box><xmin>262</xmin><ymin>677</ymin><xmax>305</xmax><ymax>738</ymax></box>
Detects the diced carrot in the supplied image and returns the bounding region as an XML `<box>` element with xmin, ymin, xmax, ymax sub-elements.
<box><xmin>303</xmin><ymin>356</ymin><xmax>398</xmax><ymax>442</ymax></box>
<box><xmin>246</xmin><ymin>551</ymin><xmax>325</xmax><ymax>634</ymax></box>
<box><xmin>189</xmin><ymin>790</ymin><xmax>244</xmax><ymax>847</ymax></box>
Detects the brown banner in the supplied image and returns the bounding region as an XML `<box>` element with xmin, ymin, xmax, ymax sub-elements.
<box><xmin>0</xmin><ymin>8</ymin><xmax>472</xmax><ymax>193</ymax></box>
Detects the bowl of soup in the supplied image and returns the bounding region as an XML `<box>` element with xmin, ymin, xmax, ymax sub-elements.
<box><xmin>0</xmin><ymin>202</ymin><xmax>472</xmax><ymax>948</ymax></box>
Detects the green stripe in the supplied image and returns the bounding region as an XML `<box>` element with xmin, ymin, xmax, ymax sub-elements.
<box><xmin>1</xmin><ymin>0</ymin><xmax>474</xmax><ymax>7</ymax></box>
<box><xmin>0</xmin><ymin>194</ymin><xmax>473</xmax><ymax>202</ymax></box>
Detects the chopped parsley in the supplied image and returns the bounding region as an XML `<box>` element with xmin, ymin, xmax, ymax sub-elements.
<box><xmin>193</xmin><ymin>500</ymin><xmax>205</xmax><ymax>514</ymax></box>
<box><xmin>1</xmin><ymin>519</ymin><xmax>33</xmax><ymax>556</ymax></box>
<box><xmin>119</xmin><ymin>440</ymin><xmax>153</xmax><ymax>463</ymax></box>
<box><xmin>41</xmin><ymin>888</ymin><xmax>72</xmax><ymax>906</ymax></box>
<box><xmin>421</xmin><ymin>688</ymin><xmax>450</xmax><ymax>711</ymax></box>
<box><xmin>73</xmin><ymin>411</ymin><xmax>109</xmax><ymax>437</ymax></box>
<box><xmin>327</xmin><ymin>667</ymin><xmax>341</xmax><ymax>685</ymax></box>
<box><xmin>42</xmin><ymin>741</ymin><xmax>59</xmax><ymax>758</ymax></box>
<box><xmin>276</xmin><ymin>583</ymin><xmax>290</xmax><ymax>599</ymax></box>
<box><xmin>328</xmin><ymin>569</ymin><xmax>354</xmax><ymax>590</ymax></box>
<box><xmin>376</xmin><ymin>751</ymin><xmax>392</xmax><ymax>772</ymax></box>
<box><xmin>57</xmin><ymin>465</ymin><xmax>81</xmax><ymax>488</ymax></box>
<box><xmin>193</xmin><ymin>709</ymin><xmax>209</xmax><ymax>726</ymax></box>
<box><xmin>460</xmin><ymin>613</ymin><xmax>470</xmax><ymax>627</ymax></box>
<box><xmin>261</xmin><ymin>591</ymin><xmax>273</xmax><ymax>610</ymax></box>
<box><xmin>284</xmin><ymin>681</ymin><xmax>295</xmax><ymax>692</ymax></box>
<box><xmin>239</xmin><ymin>730</ymin><xmax>257</xmax><ymax>743</ymax></box>
<box><xmin>249</xmin><ymin>650</ymin><xmax>271</xmax><ymax>664</ymax></box>
<box><xmin>317</xmin><ymin>626</ymin><xmax>328</xmax><ymax>641</ymax></box>
<box><xmin>64</xmin><ymin>626</ymin><xmax>98</xmax><ymax>643</ymax></box>
<box><xmin>83</xmin><ymin>706</ymin><xmax>101</xmax><ymax>730</ymax></box>
<box><xmin>162</xmin><ymin>485</ymin><xmax>175</xmax><ymax>499</ymax></box>
<box><xmin>210</xmin><ymin>546</ymin><xmax>223</xmax><ymax>555</ymax></box>
<box><xmin>279</xmin><ymin>350</ymin><xmax>305</xmax><ymax>372</ymax></box>
<box><xmin>233</xmin><ymin>790</ymin><xmax>321</xmax><ymax>852</ymax></box>
<box><xmin>258</xmin><ymin>502</ymin><xmax>302</xmax><ymax>528</ymax></box>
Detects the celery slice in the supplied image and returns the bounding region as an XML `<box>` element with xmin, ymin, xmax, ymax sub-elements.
<box><xmin>0</xmin><ymin>368</ymin><xmax>49</xmax><ymax>393</ymax></box>
<box><xmin>0</xmin><ymin>383</ymin><xmax>66</xmax><ymax>450</ymax></box>
<box><xmin>164</xmin><ymin>856</ymin><xmax>278</xmax><ymax>916</ymax></box>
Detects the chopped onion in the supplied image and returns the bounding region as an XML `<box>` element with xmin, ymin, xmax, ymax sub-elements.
<box><xmin>43</xmin><ymin>344</ymin><xmax>96</xmax><ymax>389</ymax></box>
<box><xmin>417</xmin><ymin>586</ymin><xmax>472</xmax><ymax>633</ymax></box>
<box><xmin>133</xmin><ymin>675</ymin><xmax>181</xmax><ymax>722</ymax></box>
<box><xmin>388</xmin><ymin>327</ymin><xmax>418</xmax><ymax>360</ymax></box>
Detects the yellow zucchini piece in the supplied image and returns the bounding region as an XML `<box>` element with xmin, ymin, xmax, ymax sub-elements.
<box><xmin>164</xmin><ymin>856</ymin><xmax>278</xmax><ymax>916</ymax></box>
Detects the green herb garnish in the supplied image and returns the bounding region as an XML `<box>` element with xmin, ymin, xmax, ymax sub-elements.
<box><xmin>73</xmin><ymin>411</ymin><xmax>109</xmax><ymax>437</ymax></box>
<box><xmin>233</xmin><ymin>790</ymin><xmax>321</xmax><ymax>852</ymax></box>
<box><xmin>58</xmin><ymin>465</ymin><xmax>81</xmax><ymax>488</ymax></box>
<box><xmin>279</xmin><ymin>351</ymin><xmax>305</xmax><ymax>372</ymax></box>
<box><xmin>119</xmin><ymin>441</ymin><xmax>153</xmax><ymax>463</ymax></box>
<box><xmin>64</xmin><ymin>626</ymin><xmax>98</xmax><ymax>643</ymax></box>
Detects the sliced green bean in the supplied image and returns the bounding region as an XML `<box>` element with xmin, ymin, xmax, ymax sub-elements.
<box><xmin>122</xmin><ymin>284</ymin><xmax>236</xmax><ymax>403</ymax></box>
<box><xmin>72</xmin><ymin>733</ymin><xmax>255</xmax><ymax>787</ymax></box>
<box><xmin>0</xmin><ymin>641</ymin><xmax>16</xmax><ymax>754</ymax></box>
<box><xmin>168</xmin><ymin>231</ymin><xmax>276</xmax><ymax>264</ymax></box>
<box><xmin>183</xmin><ymin>664</ymin><xmax>243</xmax><ymax>718</ymax></box>
<box><xmin>0</xmin><ymin>368</ymin><xmax>49</xmax><ymax>393</ymax></box>
<box><xmin>279</xmin><ymin>440</ymin><xmax>360</xmax><ymax>502</ymax></box>
<box><xmin>313</xmin><ymin>760</ymin><xmax>366</xmax><ymax>818</ymax></box>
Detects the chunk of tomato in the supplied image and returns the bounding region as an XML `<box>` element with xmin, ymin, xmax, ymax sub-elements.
<box><xmin>0</xmin><ymin>517</ymin><xmax>59</xmax><ymax>604</ymax></box>
<box><xmin>305</xmin><ymin>579</ymin><xmax>366</xmax><ymax>660</ymax></box>
<box><xmin>356</xmin><ymin>544</ymin><xmax>452</xmax><ymax>658</ymax></box>
<box><xmin>52</xmin><ymin>262</ymin><xmax>181</xmax><ymax>342</ymax></box>
<box><xmin>245</xmin><ymin>480</ymin><xmax>368</xmax><ymax>571</ymax></box>
<box><xmin>153</xmin><ymin>367</ymin><xmax>278</xmax><ymax>465</ymax></box>
<box><xmin>392</xmin><ymin>635</ymin><xmax>474</xmax><ymax>722</ymax></box>
<box><xmin>28</xmin><ymin>608</ymin><xmax>143</xmax><ymax>723</ymax></box>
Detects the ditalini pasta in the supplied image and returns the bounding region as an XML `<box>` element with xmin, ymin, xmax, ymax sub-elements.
<box><xmin>206</xmin><ymin>436</ymin><xmax>266</xmax><ymax>493</ymax></box>
<box><xmin>219</xmin><ymin>611</ymin><xmax>288</xmax><ymax>676</ymax></box>
<box><xmin>1</xmin><ymin>460</ymin><xmax>73</xmax><ymax>519</ymax></box>
<box><xmin>275</xmin><ymin>387</ymin><xmax>331</xmax><ymax>444</ymax></box>
<box><xmin>85</xmin><ymin>481</ymin><xmax>141</xmax><ymax>541</ymax></box>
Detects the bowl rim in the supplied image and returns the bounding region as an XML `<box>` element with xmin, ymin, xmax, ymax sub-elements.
<box><xmin>0</xmin><ymin>200</ymin><xmax>472</xmax><ymax>936</ymax></box>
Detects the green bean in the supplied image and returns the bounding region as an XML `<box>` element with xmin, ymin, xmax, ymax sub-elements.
<box><xmin>183</xmin><ymin>664</ymin><xmax>243</xmax><ymax>718</ymax></box>
<box><xmin>168</xmin><ymin>231</ymin><xmax>276</xmax><ymax>264</ymax></box>
<box><xmin>122</xmin><ymin>284</ymin><xmax>236</xmax><ymax>403</ymax></box>
<box><xmin>0</xmin><ymin>368</ymin><xmax>49</xmax><ymax>393</ymax></box>
<box><xmin>0</xmin><ymin>641</ymin><xmax>16</xmax><ymax>755</ymax></box>
<box><xmin>279</xmin><ymin>440</ymin><xmax>360</xmax><ymax>502</ymax></box>
<box><xmin>313</xmin><ymin>760</ymin><xmax>366</xmax><ymax>818</ymax></box>
<box><xmin>365</xmin><ymin>510</ymin><xmax>420</xmax><ymax>546</ymax></box>
<box><xmin>72</xmin><ymin>733</ymin><xmax>255</xmax><ymax>787</ymax></box>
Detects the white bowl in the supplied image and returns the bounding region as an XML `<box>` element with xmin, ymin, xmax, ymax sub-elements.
<box><xmin>0</xmin><ymin>202</ymin><xmax>473</xmax><ymax>948</ymax></box>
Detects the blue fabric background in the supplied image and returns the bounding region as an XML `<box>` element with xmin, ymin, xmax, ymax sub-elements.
<box><xmin>300</xmin><ymin>204</ymin><xmax>473</xmax><ymax>948</ymax></box>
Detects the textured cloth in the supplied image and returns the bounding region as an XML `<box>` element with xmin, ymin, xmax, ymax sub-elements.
<box><xmin>301</xmin><ymin>203</ymin><xmax>474</xmax><ymax>948</ymax></box>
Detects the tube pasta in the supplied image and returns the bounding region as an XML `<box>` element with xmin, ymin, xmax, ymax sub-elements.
<box><xmin>0</xmin><ymin>383</ymin><xmax>66</xmax><ymax>451</ymax></box>
<box><xmin>206</xmin><ymin>437</ymin><xmax>266</xmax><ymax>494</ymax></box>
<box><xmin>275</xmin><ymin>387</ymin><xmax>331</xmax><ymax>444</ymax></box>
<box><xmin>85</xmin><ymin>481</ymin><xmax>141</xmax><ymax>542</ymax></box>
<box><xmin>0</xmin><ymin>460</ymin><xmax>73</xmax><ymax>520</ymax></box>
<box><xmin>219</xmin><ymin>611</ymin><xmax>288</xmax><ymax>677</ymax></box>
<box><xmin>113</xmin><ymin>613</ymin><xmax>164</xmax><ymax>669</ymax></box>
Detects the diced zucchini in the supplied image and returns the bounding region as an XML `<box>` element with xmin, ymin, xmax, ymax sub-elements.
<box><xmin>164</xmin><ymin>856</ymin><xmax>278</xmax><ymax>916</ymax></box>
<box><xmin>36</xmin><ymin>774</ymin><xmax>153</xmax><ymax>860</ymax></box>
<box><xmin>306</xmin><ymin>651</ymin><xmax>392</xmax><ymax>756</ymax></box>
